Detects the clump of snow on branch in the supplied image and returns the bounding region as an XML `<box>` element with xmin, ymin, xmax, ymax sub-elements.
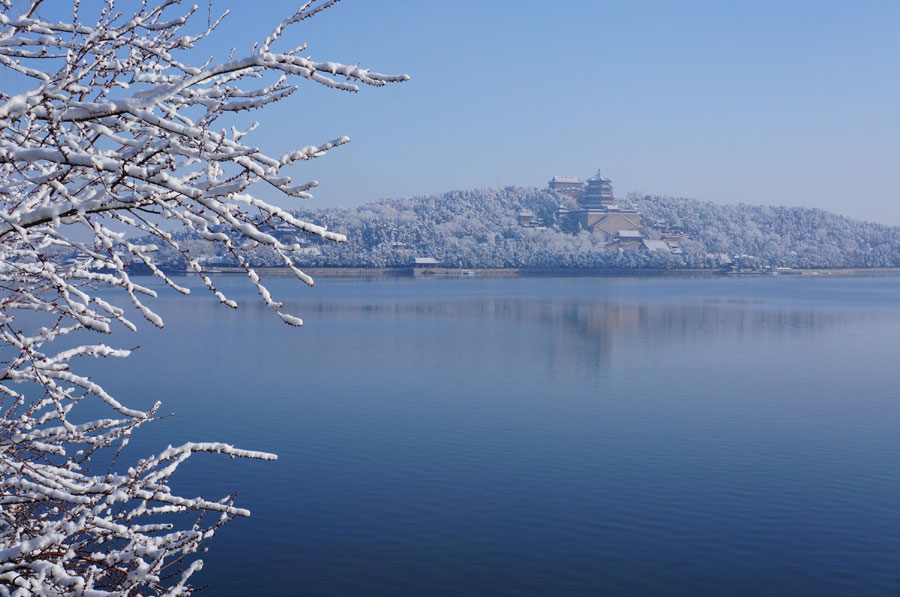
<box><xmin>0</xmin><ymin>0</ymin><xmax>407</xmax><ymax>593</ymax></box>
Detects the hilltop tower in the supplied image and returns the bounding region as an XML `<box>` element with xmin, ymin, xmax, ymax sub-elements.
<box><xmin>556</xmin><ymin>169</ymin><xmax>642</xmax><ymax>240</ymax></box>
<box><xmin>581</xmin><ymin>170</ymin><xmax>615</xmax><ymax>208</ymax></box>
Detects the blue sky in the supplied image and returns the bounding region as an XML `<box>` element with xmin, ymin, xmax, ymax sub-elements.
<box><xmin>24</xmin><ymin>1</ymin><xmax>900</xmax><ymax>224</ymax></box>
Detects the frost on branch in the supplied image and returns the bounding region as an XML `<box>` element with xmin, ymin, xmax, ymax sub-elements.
<box><xmin>0</xmin><ymin>0</ymin><xmax>407</xmax><ymax>593</ymax></box>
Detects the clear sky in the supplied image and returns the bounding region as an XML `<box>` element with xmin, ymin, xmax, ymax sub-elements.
<box><xmin>20</xmin><ymin>1</ymin><xmax>900</xmax><ymax>224</ymax></box>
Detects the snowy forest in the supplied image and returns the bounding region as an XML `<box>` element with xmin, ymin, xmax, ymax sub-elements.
<box><xmin>138</xmin><ymin>187</ymin><xmax>900</xmax><ymax>271</ymax></box>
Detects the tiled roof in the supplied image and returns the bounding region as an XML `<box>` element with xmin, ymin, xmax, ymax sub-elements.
<box><xmin>642</xmin><ymin>240</ymin><xmax>669</xmax><ymax>252</ymax></box>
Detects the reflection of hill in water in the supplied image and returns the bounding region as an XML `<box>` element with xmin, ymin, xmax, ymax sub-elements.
<box><xmin>255</xmin><ymin>297</ymin><xmax>888</xmax><ymax>381</ymax></box>
<box><xmin>279</xmin><ymin>296</ymin><xmax>872</xmax><ymax>337</ymax></box>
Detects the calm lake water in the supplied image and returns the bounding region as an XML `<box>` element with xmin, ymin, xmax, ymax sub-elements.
<box><xmin>87</xmin><ymin>275</ymin><xmax>900</xmax><ymax>595</ymax></box>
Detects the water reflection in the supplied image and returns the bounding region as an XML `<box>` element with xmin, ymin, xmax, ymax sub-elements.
<box><xmin>149</xmin><ymin>291</ymin><xmax>892</xmax><ymax>386</ymax></box>
<box><xmin>57</xmin><ymin>277</ymin><xmax>900</xmax><ymax>595</ymax></box>
<box><xmin>61</xmin><ymin>280</ymin><xmax>899</xmax><ymax>398</ymax></box>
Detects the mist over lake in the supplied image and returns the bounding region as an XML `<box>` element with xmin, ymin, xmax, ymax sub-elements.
<box><xmin>79</xmin><ymin>275</ymin><xmax>900</xmax><ymax>596</ymax></box>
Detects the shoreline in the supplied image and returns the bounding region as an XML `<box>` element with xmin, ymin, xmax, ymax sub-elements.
<box><xmin>197</xmin><ymin>266</ymin><xmax>900</xmax><ymax>279</ymax></box>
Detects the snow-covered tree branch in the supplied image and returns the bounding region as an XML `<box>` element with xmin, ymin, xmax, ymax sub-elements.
<box><xmin>0</xmin><ymin>0</ymin><xmax>407</xmax><ymax>593</ymax></box>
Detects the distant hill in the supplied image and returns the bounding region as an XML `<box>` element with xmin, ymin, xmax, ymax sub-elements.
<box><xmin>139</xmin><ymin>187</ymin><xmax>900</xmax><ymax>270</ymax></box>
<box><xmin>281</xmin><ymin>187</ymin><xmax>900</xmax><ymax>269</ymax></box>
<box><xmin>631</xmin><ymin>195</ymin><xmax>900</xmax><ymax>269</ymax></box>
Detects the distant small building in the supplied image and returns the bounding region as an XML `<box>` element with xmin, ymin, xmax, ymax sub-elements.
<box><xmin>659</xmin><ymin>233</ymin><xmax>688</xmax><ymax>255</ymax></box>
<box><xmin>413</xmin><ymin>257</ymin><xmax>441</xmax><ymax>267</ymax></box>
<box><xmin>518</xmin><ymin>210</ymin><xmax>547</xmax><ymax>229</ymax></box>
<box><xmin>642</xmin><ymin>240</ymin><xmax>670</xmax><ymax>252</ymax></box>
<box><xmin>616</xmin><ymin>230</ymin><xmax>643</xmax><ymax>240</ymax></box>
<box><xmin>270</xmin><ymin>221</ymin><xmax>310</xmax><ymax>244</ymax></box>
<box><xmin>605</xmin><ymin>229</ymin><xmax>645</xmax><ymax>250</ymax></box>
<box><xmin>548</xmin><ymin>175</ymin><xmax>584</xmax><ymax>199</ymax></box>
<box><xmin>412</xmin><ymin>256</ymin><xmax>442</xmax><ymax>276</ymax></box>
<box><xmin>568</xmin><ymin>209</ymin><xmax>643</xmax><ymax>241</ymax></box>
<box><xmin>606</xmin><ymin>230</ymin><xmax>642</xmax><ymax>250</ymax></box>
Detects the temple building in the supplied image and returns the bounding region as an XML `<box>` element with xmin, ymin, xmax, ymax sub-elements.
<box><xmin>549</xmin><ymin>169</ymin><xmax>642</xmax><ymax>240</ymax></box>
<box><xmin>548</xmin><ymin>175</ymin><xmax>584</xmax><ymax>199</ymax></box>
<box><xmin>568</xmin><ymin>209</ymin><xmax>643</xmax><ymax>242</ymax></box>
<box><xmin>540</xmin><ymin>168</ymin><xmax>686</xmax><ymax>254</ymax></box>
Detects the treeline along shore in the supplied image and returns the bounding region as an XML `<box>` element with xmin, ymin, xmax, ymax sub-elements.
<box><xmin>126</xmin><ymin>186</ymin><xmax>900</xmax><ymax>273</ymax></box>
<box><xmin>197</xmin><ymin>267</ymin><xmax>900</xmax><ymax>278</ymax></box>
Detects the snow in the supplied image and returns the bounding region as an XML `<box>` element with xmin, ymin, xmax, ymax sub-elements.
<box><xmin>0</xmin><ymin>0</ymin><xmax>407</xmax><ymax>592</ymax></box>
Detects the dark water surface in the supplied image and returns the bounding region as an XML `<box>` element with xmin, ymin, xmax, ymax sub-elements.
<box><xmin>89</xmin><ymin>275</ymin><xmax>900</xmax><ymax>595</ymax></box>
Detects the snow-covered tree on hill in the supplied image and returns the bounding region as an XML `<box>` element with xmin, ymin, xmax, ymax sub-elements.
<box><xmin>264</xmin><ymin>188</ymin><xmax>900</xmax><ymax>270</ymax></box>
<box><xmin>0</xmin><ymin>0</ymin><xmax>407</xmax><ymax>593</ymax></box>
